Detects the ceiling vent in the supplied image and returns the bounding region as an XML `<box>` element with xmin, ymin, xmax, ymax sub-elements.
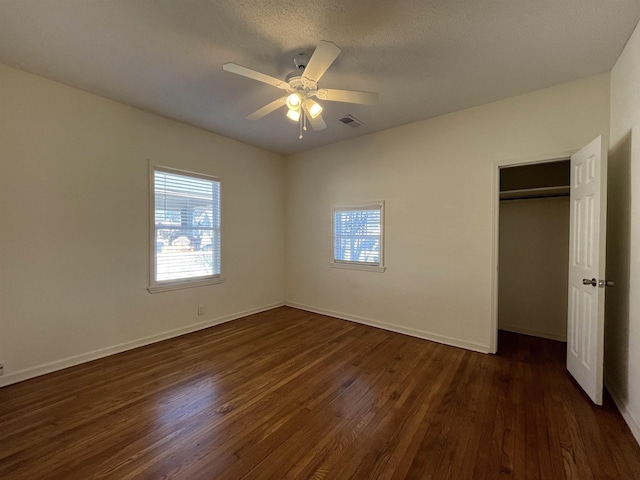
<box><xmin>339</xmin><ymin>115</ymin><xmax>363</xmax><ymax>128</ymax></box>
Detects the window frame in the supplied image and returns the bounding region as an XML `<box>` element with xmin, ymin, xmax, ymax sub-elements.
<box><xmin>148</xmin><ymin>164</ymin><xmax>224</xmax><ymax>293</ymax></box>
<box><xmin>331</xmin><ymin>201</ymin><xmax>386</xmax><ymax>273</ymax></box>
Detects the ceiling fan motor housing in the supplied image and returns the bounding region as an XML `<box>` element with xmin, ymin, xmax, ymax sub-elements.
<box><xmin>284</xmin><ymin>73</ymin><xmax>318</xmax><ymax>95</ymax></box>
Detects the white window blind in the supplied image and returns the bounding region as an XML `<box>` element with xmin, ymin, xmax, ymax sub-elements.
<box><xmin>333</xmin><ymin>204</ymin><xmax>383</xmax><ymax>266</ymax></box>
<box><xmin>152</xmin><ymin>167</ymin><xmax>221</xmax><ymax>286</ymax></box>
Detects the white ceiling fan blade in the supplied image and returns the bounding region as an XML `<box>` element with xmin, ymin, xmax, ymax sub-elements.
<box><xmin>247</xmin><ymin>97</ymin><xmax>287</xmax><ymax>120</ymax></box>
<box><xmin>316</xmin><ymin>88</ymin><xmax>378</xmax><ymax>105</ymax></box>
<box><xmin>301</xmin><ymin>41</ymin><xmax>341</xmax><ymax>83</ymax></box>
<box><xmin>306</xmin><ymin>112</ymin><xmax>327</xmax><ymax>131</ymax></box>
<box><xmin>223</xmin><ymin>63</ymin><xmax>289</xmax><ymax>89</ymax></box>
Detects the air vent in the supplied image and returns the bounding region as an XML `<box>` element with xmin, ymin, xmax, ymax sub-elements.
<box><xmin>339</xmin><ymin>115</ymin><xmax>363</xmax><ymax>128</ymax></box>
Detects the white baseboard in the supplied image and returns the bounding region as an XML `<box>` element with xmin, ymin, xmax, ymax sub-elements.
<box><xmin>499</xmin><ymin>324</ymin><xmax>567</xmax><ymax>342</ymax></box>
<box><xmin>286</xmin><ymin>302</ymin><xmax>491</xmax><ymax>354</ymax></box>
<box><xmin>606</xmin><ymin>380</ymin><xmax>640</xmax><ymax>447</ymax></box>
<box><xmin>0</xmin><ymin>302</ymin><xmax>284</xmax><ymax>389</ymax></box>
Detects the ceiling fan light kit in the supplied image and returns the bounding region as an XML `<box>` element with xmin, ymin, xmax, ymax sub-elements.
<box><xmin>222</xmin><ymin>41</ymin><xmax>378</xmax><ymax>139</ymax></box>
<box><xmin>305</xmin><ymin>99</ymin><xmax>323</xmax><ymax>118</ymax></box>
<box><xmin>286</xmin><ymin>92</ymin><xmax>302</xmax><ymax>110</ymax></box>
<box><xmin>286</xmin><ymin>107</ymin><xmax>301</xmax><ymax>122</ymax></box>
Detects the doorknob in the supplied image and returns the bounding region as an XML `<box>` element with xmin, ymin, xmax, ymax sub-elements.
<box><xmin>583</xmin><ymin>278</ymin><xmax>597</xmax><ymax>287</ymax></box>
<box><xmin>598</xmin><ymin>280</ymin><xmax>615</xmax><ymax>288</ymax></box>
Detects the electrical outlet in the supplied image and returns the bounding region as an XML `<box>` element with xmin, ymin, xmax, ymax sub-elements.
<box><xmin>197</xmin><ymin>305</ymin><xmax>205</xmax><ymax>316</ymax></box>
<box><xmin>0</xmin><ymin>363</ymin><xmax>4</xmax><ymax>375</ymax></box>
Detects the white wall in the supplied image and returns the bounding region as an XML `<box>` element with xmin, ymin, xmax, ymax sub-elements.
<box><xmin>0</xmin><ymin>64</ymin><xmax>286</xmax><ymax>386</ymax></box>
<box><xmin>607</xmin><ymin>20</ymin><xmax>640</xmax><ymax>444</ymax></box>
<box><xmin>285</xmin><ymin>74</ymin><xmax>610</xmax><ymax>353</ymax></box>
<box><xmin>498</xmin><ymin>197</ymin><xmax>569</xmax><ymax>341</ymax></box>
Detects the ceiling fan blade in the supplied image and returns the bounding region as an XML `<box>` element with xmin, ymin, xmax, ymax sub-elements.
<box><xmin>306</xmin><ymin>112</ymin><xmax>327</xmax><ymax>131</ymax></box>
<box><xmin>223</xmin><ymin>63</ymin><xmax>289</xmax><ymax>89</ymax></box>
<box><xmin>301</xmin><ymin>41</ymin><xmax>341</xmax><ymax>83</ymax></box>
<box><xmin>316</xmin><ymin>88</ymin><xmax>378</xmax><ymax>105</ymax></box>
<box><xmin>247</xmin><ymin>97</ymin><xmax>287</xmax><ymax>120</ymax></box>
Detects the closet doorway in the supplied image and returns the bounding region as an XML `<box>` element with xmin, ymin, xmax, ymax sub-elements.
<box><xmin>497</xmin><ymin>160</ymin><xmax>571</xmax><ymax>345</ymax></box>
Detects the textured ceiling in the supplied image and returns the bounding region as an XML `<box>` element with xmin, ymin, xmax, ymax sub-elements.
<box><xmin>1</xmin><ymin>1</ymin><xmax>639</xmax><ymax>154</ymax></box>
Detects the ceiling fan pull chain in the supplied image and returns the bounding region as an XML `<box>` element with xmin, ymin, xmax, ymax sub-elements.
<box><xmin>299</xmin><ymin>113</ymin><xmax>303</xmax><ymax>139</ymax></box>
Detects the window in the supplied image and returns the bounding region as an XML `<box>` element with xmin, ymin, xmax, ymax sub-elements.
<box><xmin>332</xmin><ymin>201</ymin><xmax>385</xmax><ymax>272</ymax></box>
<box><xmin>149</xmin><ymin>166</ymin><xmax>222</xmax><ymax>292</ymax></box>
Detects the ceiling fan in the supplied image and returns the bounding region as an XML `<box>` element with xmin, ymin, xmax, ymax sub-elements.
<box><xmin>223</xmin><ymin>41</ymin><xmax>378</xmax><ymax>138</ymax></box>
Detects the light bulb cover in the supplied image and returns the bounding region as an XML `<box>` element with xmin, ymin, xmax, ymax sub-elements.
<box><xmin>286</xmin><ymin>108</ymin><xmax>301</xmax><ymax>122</ymax></box>
<box><xmin>305</xmin><ymin>99</ymin><xmax>323</xmax><ymax>119</ymax></box>
<box><xmin>286</xmin><ymin>93</ymin><xmax>302</xmax><ymax>110</ymax></box>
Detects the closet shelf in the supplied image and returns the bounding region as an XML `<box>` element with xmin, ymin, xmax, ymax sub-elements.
<box><xmin>500</xmin><ymin>185</ymin><xmax>569</xmax><ymax>200</ymax></box>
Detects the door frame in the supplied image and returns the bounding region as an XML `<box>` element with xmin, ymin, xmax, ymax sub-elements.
<box><xmin>490</xmin><ymin>149</ymin><xmax>575</xmax><ymax>354</ymax></box>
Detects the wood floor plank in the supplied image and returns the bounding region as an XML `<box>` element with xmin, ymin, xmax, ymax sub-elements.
<box><xmin>1</xmin><ymin>307</ymin><xmax>639</xmax><ymax>479</ymax></box>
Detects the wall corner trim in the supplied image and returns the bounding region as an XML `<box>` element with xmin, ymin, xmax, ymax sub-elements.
<box><xmin>285</xmin><ymin>302</ymin><xmax>491</xmax><ymax>354</ymax></box>
<box><xmin>0</xmin><ymin>302</ymin><xmax>285</xmax><ymax>389</ymax></box>
<box><xmin>606</xmin><ymin>380</ymin><xmax>640</xmax><ymax>447</ymax></box>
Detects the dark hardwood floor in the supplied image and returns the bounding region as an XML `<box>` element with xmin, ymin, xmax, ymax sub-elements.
<box><xmin>1</xmin><ymin>306</ymin><xmax>639</xmax><ymax>479</ymax></box>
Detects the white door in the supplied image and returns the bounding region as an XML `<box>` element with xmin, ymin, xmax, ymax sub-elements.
<box><xmin>567</xmin><ymin>135</ymin><xmax>608</xmax><ymax>405</ymax></box>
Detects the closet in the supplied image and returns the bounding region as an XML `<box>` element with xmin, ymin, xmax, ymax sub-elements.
<box><xmin>498</xmin><ymin>160</ymin><xmax>570</xmax><ymax>341</ymax></box>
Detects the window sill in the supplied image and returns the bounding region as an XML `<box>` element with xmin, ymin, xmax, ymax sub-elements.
<box><xmin>148</xmin><ymin>276</ymin><xmax>225</xmax><ymax>293</ymax></box>
<box><xmin>330</xmin><ymin>262</ymin><xmax>386</xmax><ymax>273</ymax></box>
